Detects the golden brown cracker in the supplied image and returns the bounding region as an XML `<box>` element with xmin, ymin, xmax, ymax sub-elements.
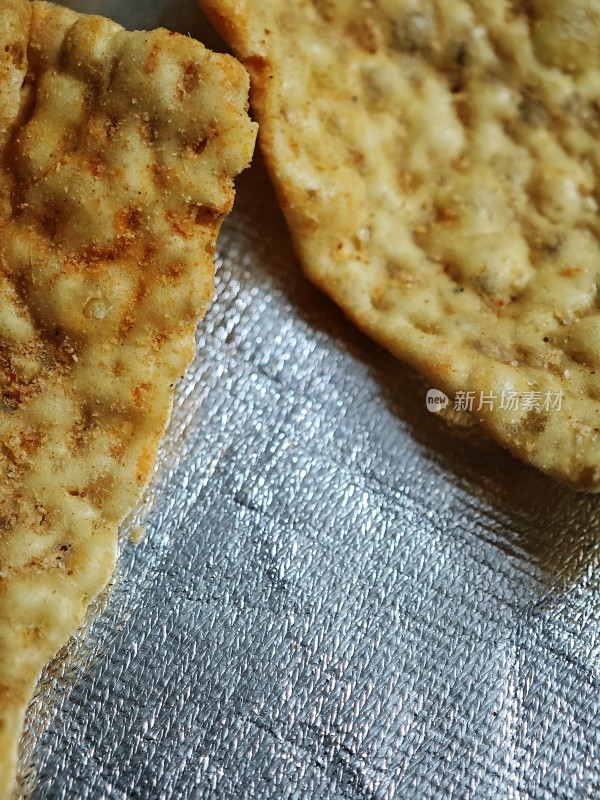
<box><xmin>200</xmin><ymin>0</ymin><xmax>600</xmax><ymax>490</ymax></box>
<box><xmin>0</xmin><ymin>1</ymin><xmax>256</xmax><ymax>794</ymax></box>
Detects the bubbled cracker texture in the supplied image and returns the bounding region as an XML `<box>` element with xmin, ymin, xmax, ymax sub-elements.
<box><xmin>200</xmin><ymin>0</ymin><xmax>600</xmax><ymax>490</ymax></box>
<box><xmin>0</xmin><ymin>1</ymin><xmax>257</xmax><ymax>795</ymax></box>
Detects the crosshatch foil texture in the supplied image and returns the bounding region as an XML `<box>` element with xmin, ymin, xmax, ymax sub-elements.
<box><xmin>13</xmin><ymin>1</ymin><xmax>600</xmax><ymax>798</ymax></box>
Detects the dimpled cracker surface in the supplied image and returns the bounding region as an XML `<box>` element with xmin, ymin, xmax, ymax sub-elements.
<box><xmin>200</xmin><ymin>0</ymin><xmax>600</xmax><ymax>490</ymax></box>
<box><xmin>0</xmin><ymin>1</ymin><xmax>256</xmax><ymax>795</ymax></box>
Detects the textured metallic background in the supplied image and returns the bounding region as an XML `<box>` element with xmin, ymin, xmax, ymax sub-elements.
<box><xmin>14</xmin><ymin>1</ymin><xmax>600</xmax><ymax>798</ymax></box>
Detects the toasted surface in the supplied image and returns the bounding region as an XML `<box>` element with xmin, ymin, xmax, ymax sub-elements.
<box><xmin>200</xmin><ymin>0</ymin><xmax>600</xmax><ymax>489</ymax></box>
<box><xmin>0</xmin><ymin>1</ymin><xmax>256</xmax><ymax>795</ymax></box>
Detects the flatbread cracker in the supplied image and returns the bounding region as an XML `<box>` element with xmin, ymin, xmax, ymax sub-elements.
<box><xmin>200</xmin><ymin>0</ymin><xmax>600</xmax><ymax>489</ymax></box>
<box><xmin>0</xmin><ymin>1</ymin><xmax>256</xmax><ymax>795</ymax></box>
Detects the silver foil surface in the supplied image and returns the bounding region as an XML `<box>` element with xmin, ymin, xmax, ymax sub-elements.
<box><xmin>15</xmin><ymin>2</ymin><xmax>600</xmax><ymax>797</ymax></box>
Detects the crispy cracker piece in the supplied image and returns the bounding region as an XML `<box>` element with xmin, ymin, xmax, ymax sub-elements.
<box><xmin>200</xmin><ymin>0</ymin><xmax>600</xmax><ymax>490</ymax></box>
<box><xmin>0</xmin><ymin>1</ymin><xmax>256</xmax><ymax>794</ymax></box>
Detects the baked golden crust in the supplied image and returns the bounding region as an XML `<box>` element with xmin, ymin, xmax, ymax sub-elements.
<box><xmin>0</xmin><ymin>1</ymin><xmax>256</xmax><ymax>795</ymax></box>
<box><xmin>200</xmin><ymin>0</ymin><xmax>600</xmax><ymax>490</ymax></box>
